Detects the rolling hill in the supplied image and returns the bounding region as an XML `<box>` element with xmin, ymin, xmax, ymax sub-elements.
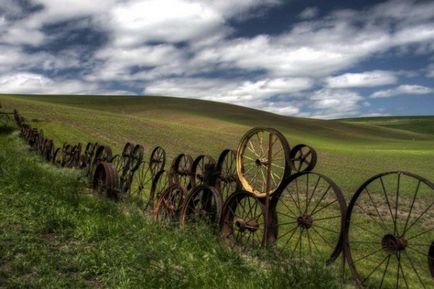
<box><xmin>1</xmin><ymin>94</ymin><xmax>433</xmax><ymax>194</ymax></box>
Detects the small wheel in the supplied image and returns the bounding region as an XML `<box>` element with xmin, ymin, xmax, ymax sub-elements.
<box><xmin>153</xmin><ymin>184</ymin><xmax>186</xmax><ymax>224</ymax></box>
<box><xmin>216</xmin><ymin>149</ymin><xmax>240</xmax><ymax>202</ymax></box>
<box><xmin>92</xmin><ymin>161</ymin><xmax>120</xmax><ymax>199</ymax></box>
<box><xmin>148</xmin><ymin>169</ymin><xmax>170</xmax><ymax>210</ymax></box>
<box><xmin>289</xmin><ymin>144</ymin><xmax>317</xmax><ymax>173</ymax></box>
<box><xmin>237</xmin><ymin>127</ymin><xmax>291</xmax><ymax>198</ymax></box>
<box><xmin>149</xmin><ymin>146</ymin><xmax>166</xmax><ymax>176</ymax></box>
<box><xmin>120</xmin><ymin>142</ymin><xmax>133</xmax><ymax>171</ymax></box>
<box><xmin>71</xmin><ymin>143</ymin><xmax>82</xmax><ymax>168</ymax></box>
<box><xmin>171</xmin><ymin>153</ymin><xmax>193</xmax><ymax>191</ymax></box>
<box><xmin>52</xmin><ymin>147</ymin><xmax>61</xmax><ymax>166</ymax></box>
<box><xmin>62</xmin><ymin>144</ymin><xmax>73</xmax><ymax>167</ymax></box>
<box><xmin>220</xmin><ymin>190</ymin><xmax>268</xmax><ymax>248</ymax></box>
<box><xmin>268</xmin><ymin>172</ymin><xmax>346</xmax><ymax>263</ymax></box>
<box><xmin>191</xmin><ymin>154</ymin><xmax>216</xmax><ymax>187</ymax></box>
<box><xmin>180</xmin><ymin>185</ymin><xmax>223</xmax><ymax>228</ymax></box>
<box><xmin>345</xmin><ymin>171</ymin><xmax>434</xmax><ymax>289</ymax></box>
<box><xmin>130</xmin><ymin>144</ymin><xmax>144</xmax><ymax>172</ymax></box>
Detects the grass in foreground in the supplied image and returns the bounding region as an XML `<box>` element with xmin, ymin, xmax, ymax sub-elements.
<box><xmin>0</xmin><ymin>128</ymin><xmax>341</xmax><ymax>289</ymax></box>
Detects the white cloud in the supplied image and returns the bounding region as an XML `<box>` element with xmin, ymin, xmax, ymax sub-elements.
<box><xmin>325</xmin><ymin>71</ymin><xmax>397</xmax><ymax>88</ymax></box>
<box><xmin>299</xmin><ymin>7</ymin><xmax>319</xmax><ymax>20</ymax></box>
<box><xmin>371</xmin><ymin>84</ymin><xmax>433</xmax><ymax>98</ymax></box>
<box><xmin>308</xmin><ymin>88</ymin><xmax>363</xmax><ymax>118</ymax></box>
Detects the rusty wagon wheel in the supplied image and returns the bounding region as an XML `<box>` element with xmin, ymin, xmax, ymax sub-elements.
<box><xmin>191</xmin><ymin>154</ymin><xmax>216</xmax><ymax>187</ymax></box>
<box><xmin>61</xmin><ymin>144</ymin><xmax>73</xmax><ymax>167</ymax></box>
<box><xmin>71</xmin><ymin>143</ymin><xmax>82</xmax><ymax>168</ymax></box>
<box><xmin>180</xmin><ymin>185</ymin><xmax>223</xmax><ymax>228</ymax></box>
<box><xmin>43</xmin><ymin>139</ymin><xmax>54</xmax><ymax>161</ymax></box>
<box><xmin>149</xmin><ymin>146</ymin><xmax>166</xmax><ymax>177</ymax></box>
<box><xmin>344</xmin><ymin>171</ymin><xmax>434</xmax><ymax>289</ymax></box>
<box><xmin>130</xmin><ymin>144</ymin><xmax>144</xmax><ymax>172</ymax></box>
<box><xmin>267</xmin><ymin>172</ymin><xmax>347</xmax><ymax>263</ymax></box>
<box><xmin>216</xmin><ymin>149</ymin><xmax>240</xmax><ymax>202</ymax></box>
<box><xmin>237</xmin><ymin>127</ymin><xmax>291</xmax><ymax>198</ymax></box>
<box><xmin>148</xmin><ymin>169</ymin><xmax>170</xmax><ymax>210</ymax></box>
<box><xmin>171</xmin><ymin>153</ymin><xmax>193</xmax><ymax>191</ymax></box>
<box><xmin>220</xmin><ymin>190</ymin><xmax>269</xmax><ymax>248</ymax></box>
<box><xmin>129</xmin><ymin>160</ymin><xmax>153</xmax><ymax>202</ymax></box>
<box><xmin>289</xmin><ymin>144</ymin><xmax>317</xmax><ymax>173</ymax></box>
<box><xmin>153</xmin><ymin>184</ymin><xmax>187</xmax><ymax>224</ymax></box>
<box><xmin>91</xmin><ymin>145</ymin><xmax>113</xmax><ymax>174</ymax></box>
<box><xmin>92</xmin><ymin>161</ymin><xmax>120</xmax><ymax>200</ymax></box>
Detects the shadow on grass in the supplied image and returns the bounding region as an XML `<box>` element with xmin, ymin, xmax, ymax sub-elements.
<box><xmin>0</xmin><ymin>126</ymin><xmax>16</xmax><ymax>135</ymax></box>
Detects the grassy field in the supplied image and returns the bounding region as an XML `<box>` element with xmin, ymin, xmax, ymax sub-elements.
<box><xmin>0</xmin><ymin>128</ymin><xmax>341</xmax><ymax>289</ymax></box>
<box><xmin>1</xmin><ymin>94</ymin><xmax>433</xmax><ymax>197</ymax></box>
<box><xmin>342</xmin><ymin>116</ymin><xmax>434</xmax><ymax>136</ymax></box>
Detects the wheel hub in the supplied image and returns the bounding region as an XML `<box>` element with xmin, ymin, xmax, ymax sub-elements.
<box><xmin>381</xmin><ymin>234</ymin><xmax>407</xmax><ymax>253</ymax></box>
<box><xmin>297</xmin><ymin>214</ymin><xmax>313</xmax><ymax>229</ymax></box>
<box><xmin>255</xmin><ymin>158</ymin><xmax>268</xmax><ymax>166</ymax></box>
<box><xmin>235</xmin><ymin>218</ymin><xmax>259</xmax><ymax>232</ymax></box>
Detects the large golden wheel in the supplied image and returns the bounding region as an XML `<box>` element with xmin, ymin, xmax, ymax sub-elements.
<box><xmin>236</xmin><ymin>127</ymin><xmax>291</xmax><ymax>198</ymax></box>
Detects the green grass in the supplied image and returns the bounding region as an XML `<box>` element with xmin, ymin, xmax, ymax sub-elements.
<box><xmin>341</xmin><ymin>116</ymin><xmax>434</xmax><ymax>136</ymax></box>
<box><xmin>0</xmin><ymin>128</ymin><xmax>342</xmax><ymax>289</ymax></box>
<box><xmin>1</xmin><ymin>94</ymin><xmax>433</xmax><ymax>197</ymax></box>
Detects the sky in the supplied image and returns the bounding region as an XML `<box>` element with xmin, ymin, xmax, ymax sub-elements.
<box><xmin>0</xmin><ymin>0</ymin><xmax>434</xmax><ymax>119</ymax></box>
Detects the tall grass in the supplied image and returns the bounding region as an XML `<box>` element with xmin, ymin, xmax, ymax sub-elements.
<box><xmin>0</xmin><ymin>129</ymin><xmax>342</xmax><ymax>289</ymax></box>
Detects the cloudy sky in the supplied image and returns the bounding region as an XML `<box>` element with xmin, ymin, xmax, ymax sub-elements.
<box><xmin>1</xmin><ymin>0</ymin><xmax>434</xmax><ymax>118</ymax></box>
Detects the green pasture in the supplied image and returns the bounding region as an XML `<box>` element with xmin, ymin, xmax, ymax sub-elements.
<box><xmin>1</xmin><ymin>94</ymin><xmax>433</xmax><ymax>196</ymax></box>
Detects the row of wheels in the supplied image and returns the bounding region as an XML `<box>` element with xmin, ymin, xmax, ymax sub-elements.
<box><xmin>13</xmin><ymin>110</ymin><xmax>433</xmax><ymax>289</ymax></box>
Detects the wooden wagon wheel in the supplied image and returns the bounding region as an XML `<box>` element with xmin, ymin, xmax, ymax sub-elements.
<box><xmin>148</xmin><ymin>169</ymin><xmax>170</xmax><ymax>210</ymax></box>
<box><xmin>216</xmin><ymin>149</ymin><xmax>240</xmax><ymax>202</ymax></box>
<box><xmin>344</xmin><ymin>171</ymin><xmax>434</xmax><ymax>289</ymax></box>
<box><xmin>71</xmin><ymin>143</ymin><xmax>82</xmax><ymax>168</ymax></box>
<box><xmin>191</xmin><ymin>154</ymin><xmax>216</xmax><ymax>187</ymax></box>
<box><xmin>220</xmin><ymin>190</ymin><xmax>269</xmax><ymax>248</ymax></box>
<box><xmin>180</xmin><ymin>185</ymin><xmax>223</xmax><ymax>228</ymax></box>
<box><xmin>171</xmin><ymin>153</ymin><xmax>193</xmax><ymax>191</ymax></box>
<box><xmin>237</xmin><ymin>127</ymin><xmax>291</xmax><ymax>198</ymax></box>
<box><xmin>153</xmin><ymin>184</ymin><xmax>187</xmax><ymax>225</ymax></box>
<box><xmin>289</xmin><ymin>144</ymin><xmax>317</xmax><ymax>173</ymax></box>
<box><xmin>149</xmin><ymin>146</ymin><xmax>166</xmax><ymax>177</ymax></box>
<box><xmin>267</xmin><ymin>172</ymin><xmax>347</xmax><ymax>263</ymax></box>
<box><xmin>43</xmin><ymin>139</ymin><xmax>54</xmax><ymax>161</ymax></box>
<box><xmin>92</xmin><ymin>161</ymin><xmax>120</xmax><ymax>200</ymax></box>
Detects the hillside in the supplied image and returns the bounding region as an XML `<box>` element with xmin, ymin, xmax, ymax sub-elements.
<box><xmin>341</xmin><ymin>115</ymin><xmax>434</xmax><ymax>135</ymax></box>
<box><xmin>1</xmin><ymin>94</ymin><xmax>433</xmax><ymax>194</ymax></box>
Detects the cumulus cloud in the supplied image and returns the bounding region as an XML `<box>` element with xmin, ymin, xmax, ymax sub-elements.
<box><xmin>371</xmin><ymin>84</ymin><xmax>433</xmax><ymax>98</ymax></box>
<box><xmin>1</xmin><ymin>0</ymin><xmax>434</xmax><ymax>118</ymax></box>
<box><xmin>325</xmin><ymin>71</ymin><xmax>397</xmax><ymax>88</ymax></box>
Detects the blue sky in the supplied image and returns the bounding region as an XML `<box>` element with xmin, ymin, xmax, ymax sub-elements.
<box><xmin>0</xmin><ymin>0</ymin><xmax>433</xmax><ymax>118</ymax></box>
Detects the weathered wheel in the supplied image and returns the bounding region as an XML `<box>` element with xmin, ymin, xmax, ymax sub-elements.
<box><xmin>119</xmin><ymin>142</ymin><xmax>132</xmax><ymax>170</ymax></box>
<box><xmin>237</xmin><ymin>127</ymin><xmax>291</xmax><ymax>198</ymax></box>
<box><xmin>91</xmin><ymin>145</ymin><xmax>113</xmax><ymax>174</ymax></box>
<box><xmin>345</xmin><ymin>171</ymin><xmax>434</xmax><ymax>289</ymax></box>
<box><xmin>71</xmin><ymin>143</ymin><xmax>82</xmax><ymax>168</ymax></box>
<box><xmin>289</xmin><ymin>144</ymin><xmax>317</xmax><ymax>173</ymax></box>
<box><xmin>129</xmin><ymin>161</ymin><xmax>153</xmax><ymax>202</ymax></box>
<box><xmin>149</xmin><ymin>146</ymin><xmax>166</xmax><ymax>176</ymax></box>
<box><xmin>220</xmin><ymin>190</ymin><xmax>268</xmax><ymax>248</ymax></box>
<box><xmin>92</xmin><ymin>161</ymin><xmax>120</xmax><ymax>199</ymax></box>
<box><xmin>148</xmin><ymin>170</ymin><xmax>170</xmax><ymax>210</ymax></box>
<box><xmin>52</xmin><ymin>147</ymin><xmax>61</xmax><ymax>166</ymax></box>
<box><xmin>180</xmin><ymin>185</ymin><xmax>223</xmax><ymax>227</ymax></box>
<box><xmin>191</xmin><ymin>154</ymin><xmax>216</xmax><ymax>187</ymax></box>
<box><xmin>216</xmin><ymin>149</ymin><xmax>240</xmax><ymax>202</ymax></box>
<box><xmin>61</xmin><ymin>144</ymin><xmax>73</xmax><ymax>167</ymax></box>
<box><xmin>171</xmin><ymin>153</ymin><xmax>193</xmax><ymax>191</ymax></box>
<box><xmin>43</xmin><ymin>139</ymin><xmax>54</xmax><ymax>161</ymax></box>
<box><xmin>268</xmin><ymin>172</ymin><xmax>346</xmax><ymax>263</ymax></box>
<box><xmin>130</xmin><ymin>144</ymin><xmax>144</xmax><ymax>172</ymax></box>
<box><xmin>153</xmin><ymin>184</ymin><xmax>186</xmax><ymax>224</ymax></box>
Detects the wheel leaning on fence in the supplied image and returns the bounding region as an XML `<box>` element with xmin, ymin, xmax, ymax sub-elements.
<box><xmin>344</xmin><ymin>171</ymin><xmax>434</xmax><ymax>289</ymax></box>
<box><xmin>92</xmin><ymin>161</ymin><xmax>120</xmax><ymax>200</ymax></box>
<box><xmin>180</xmin><ymin>184</ymin><xmax>223</xmax><ymax>228</ymax></box>
<box><xmin>236</xmin><ymin>127</ymin><xmax>291</xmax><ymax>198</ymax></box>
<box><xmin>267</xmin><ymin>172</ymin><xmax>347</xmax><ymax>263</ymax></box>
